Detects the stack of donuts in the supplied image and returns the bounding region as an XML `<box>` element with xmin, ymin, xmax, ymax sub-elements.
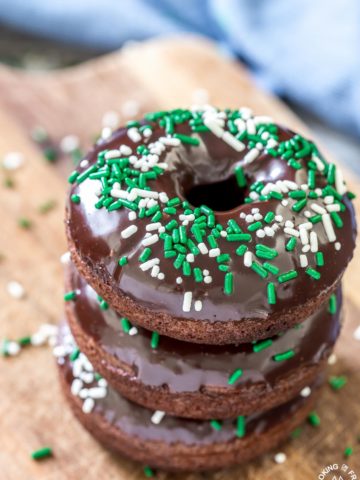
<box><xmin>57</xmin><ymin>106</ymin><xmax>356</xmax><ymax>472</ymax></box>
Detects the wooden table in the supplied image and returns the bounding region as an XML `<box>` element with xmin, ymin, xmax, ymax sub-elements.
<box><xmin>0</xmin><ymin>36</ymin><xmax>359</xmax><ymax>480</ymax></box>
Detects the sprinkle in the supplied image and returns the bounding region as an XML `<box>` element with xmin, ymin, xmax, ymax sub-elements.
<box><xmin>244</xmin><ymin>251</ymin><xmax>253</xmax><ymax>267</ymax></box>
<box><xmin>253</xmin><ymin>338</ymin><xmax>273</xmax><ymax>352</ymax></box>
<box><xmin>228</xmin><ymin>368</ymin><xmax>243</xmax><ymax>385</ymax></box>
<box><xmin>82</xmin><ymin>397</ymin><xmax>95</xmax><ymax>414</ymax></box>
<box><xmin>222</xmin><ymin>131</ymin><xmax>245</xmax><ymax>151</ymax></box>
<box><xmin>64</xmin><ymin>291</ymin><xmax>77</xmax><ymax>301</ymax></box>
<box><xmin>311</xmin><ymin>203</ymin><xmax>326</xmax><ymax>215</ymax></box>
<box><xmin>306</xmin><ymin>268</ymin><xmax>321</xmax><ymax>280</ymax></box>
<box><xmin>308</xmin><ymin>411</ymin><xmax>320</xmax><ymax>427</ymax></box>
<box><xmin>329</xmin><ymin>375</ymin><xmax>347</xmax><ymax>391</ymax></box>
<box><xmin>182</xmin><ymin>292</ymin><xmax>192</xmax><ymax>312</ymax></box>
<box><xmin>235</xmin><ymin>166</ymin><xmax>247</xmax><ymax>187</ymax></box>
<box><xmin>224</xmin><ymin>272</ymin><xmax>234</xmax><ymax>295</ymax></box>
<box><xmin>310</xmin><ymin>231</ymin><xmax>318</xmax><ymax>252</ymax></box>
<box><xmin>286</xmin><ymin>237</ymin><xmax>297</xmax><ymax>251</ymax></box>
<box><xmin>118</xmin><ymin>256</ymin><xmax>128</xmax><ymax>266</ymax></box>
<box><xmin>151</xmin><ymin>410</ymin><xmax>165</xmax><ymax>424</ymax></box>
<box><xmin>194</xmin><ymin>300</ymin><xmax>203</xmax><ymax>312</ymax></box>
<box><xmin>3</xmin><ymin>152</ymin><xmax>23</xmax><ymax>170</ymax></box>
<box><xmin>60</xmin><ymin>134</ymin><xmax>79</xmax><ymax>153</ymax></box>
<box><xmin>328</xmin><ymin>294</ymin><xmax>337</xmax><ymax>314</ymax></box>
<box><xmin>142</xmin><ymin>234</ymin><xmax>159</xmax><ymax>247</ymax></box>
<box><xmin>121</xmin><ymin>225</ymin><xmax>138</xmax><ymax>239</ymax></box>
<box><xmin>151</xmin><ymin>332</ymin><xmax>160</xmax><ymax>349</ymax></box>
<box><xmin>344</xmin><ymin>447</ymin><xmax>353</xmax><ymax>458</ymax></box>
<box><xmin>300</xmin><ymin>386</ymin><xmax>311</xmax><ymax>398</ymax></box>
<box><xmin>328</xmin><ymin>353</ymin><xmax>337</xmax><ymax>365</ymax></box>
<box><xmin>322</xmin><ymin>213</ymin><xmax>336</xmax><ymax>242</ymax></box>
<box><xmin>31</xmin><ymin>447</ymin><xmax>53</xmax><ymax>461</ymax></box>
<box><xmin>120</xmin><ymin>317</ymin><xmax>131</xmax><ymax>333</ymax></box>
<box><xmin>300</xmin><ymin>254</ymin><xmax>308</xmax><ymax>268</ymax></box>
<box><xmin>353</xmin><ymin>325</ymin><xmax>360</xmax><ymax>341</ymax></box>
<box><xmin>267</xmin><ymin>282</ymin><xmax>276</xmax><ymax>305</ymax></box>
<box><xmin>143</xmin><ymin>466</ymin><xmax>155</xmax><ymax>478</ymax></box>
<box><xmin>284</xmin><ymin>227</ymin><xmax>299</xmax><ymax>237</ymax></box>
<box><xmin>18</xmin><ymin>217</ymin><xmax>32</xmax><ymax>229</ymax></box>
<box><xmin>236</xmin><ymin>416</ymin><xmax>246</xmax><ymax>438</ymax></box>
<box><xmin>274</xmin><ymin>452</ymin><xmax>287</xmax><ymax>464</ymax></box>
<box><xmin>140</xmin><ymin>258</ymin><xmax>160</xmax><ymax>272</ymax></box>
<box><xmin>210</xmin><ymin>419</ymin><xmax>222</xmax><ymax>431</ymax></box>
<box><xmin>273</xmin><ymin>349</ymin><xmax>295</xmax><ymax>362</ymax></box>
<box><xmin>278</xmin><ymin>270</ymin><xmax>298</xmax><ymax>283</ymax></box>
<box><xmin>71</xmin><ymin>194</ymin><xmax>80</xmax><ymax>204</ymax></box>
<box><xmin>7</xmin><ymin>280</ymin><xmax>25</xmax><ymax>299</ymax></box>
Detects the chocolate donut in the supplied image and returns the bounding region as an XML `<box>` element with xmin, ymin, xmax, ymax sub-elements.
<box><xmin>65</xmin><ymin>262</ymin><xmax>341</xmax><ymax>419</ymax></box>
<box><xmin>66</xmin><ymin>106</ymin><xmax>356</xmax><ymax>344</ymax></box>
<box><xmin>56</xmin><ymin>323</ymin><xmax>321</xmax><ymax>472</ymax></box>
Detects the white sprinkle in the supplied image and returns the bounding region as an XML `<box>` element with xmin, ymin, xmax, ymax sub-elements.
<box><xmin>53</xmin><ymin>345</ymin><xmax>67</xmax><ymax>358</ymax></box>
<box><xmin>127</xmin><ymin>127</ymin><xmax>141</xmax><ymax>143</ymax></box>
<box><xmin>239</xmin><ymin>107</ymin><xmax>253</xmax><ymax>119</ymax></box>
<box><xmin>311</xmin><ymin>203</ymin><xmax>326</xmax><ymax>215</ymax></box>
<box><xmin>111</xmin><ymin>189</ymin><xmax>129</xmax><ymax>199</ymax></box>
<box><xmin>284</xmin><ymin>227</ymin><xmax>300</xmax><ymax>237</ymax></box>
<box><xmin>71</xmin><ymin>379</ymin><xmax>83</xmax><ymax>396</ymax></box>
<box><xmin>281</xmin><ymin>199</ymin><xmax>289</xmax><ymax>207</ymax></box>
<box><xmin>334</xmin><ymin>242</ymin><xmax>341</xmax><ymax>251</ymax></box>
<box><xmin>304</xmin><ymin>210</ymin><xmax>311</xmax><ymax>218</ymax></box>
<box><xmin>140</xmin><ymin>258</ymin><xmax>159</xmax><ymax>272</ymax></box>
<box><xmin>121</xmin><ymin>225</ymin><xmax>138</xmax><ymax>239</ymax></box>
<box><xmin>302</xmin><ymin>245</ymin><xmax>311</xmax><ymax>253</ymax></box>
<box><xmin>322</xmin><ymin>214</ymin><xmax>336</xmax><ymax>242</ymax></box>
<box><xmin>240</xmin><ymin>212</ymin><xmax>246</xmax><ymax>219</ymax></box>
<box><xmin>274</xmin><ymin>452</ymin><xmax>287</xmax><ymax>464</ymax></box>
<box><xmin>88</xmin><ymin>387</ymin><xmax>107</xmax><ymax>399</ymax></box>
<box><xmin>353</xmin><ymin>326</ymin><xmax>360</xmax><ymax>341</ymax></box>
<box><xmin>251</xmin><ymin>208</ymin><xmax>260</xmax><ymax>214</ymax></box>
<box><xmin>301</xmin><ymin>184</ymin><xmax>308</xmax><ymax>191</ymax></box>
<box><xmin>285</xmin><ymin>220</ymin><xmax>294</xmax><ymax>229</ymax></box>
<box><xmin>151</xmin><ymin>410</ymin><xmax>165</xmax><ymax>425</ymax></box>
<box><xmin>203</xmin><ymin>117</ymin><xmax>224</xmax><ymax>137</ymax></box>
<box><xmin>335</xmin><ymin>167</ymin><xmax>347</xmax><ymax>195</ymax></box>
<box><xmin>120</xmin><ymin>144</ymin><xmax>132</xmax><ymax>156</ymax></box>
<box><xmin>176</xmin><ymin>277</ymin><xmax>183</xmax><ymax>284</ymax></box>
<box><xmin>2</xmin><ymin>152</ymin><xmax>23</xmax><ymax>170</ymax></box>
<box><xmin>246</xmin><ymin>119</ymin><xmax>256</xmax><ymax>135</ymax></box>
<box><xmin>142</xmin><ymin>234</ymin><xmax>159</xmax><ymax>246</ymax></box>
<box><xmin>256</xmin><ymin>229</ymin><xmax>265</xmax><ymax>238</ymax></box>
<box><xmin>60</xmin><ymin>134</ymin><xmax>79</xmax><ymax>153</ymax></box>
<box><xmin>183</xmin><ymin>292</ymin><xmax>192</xmax><ymax>312</ymax></box>
<box><xmin>82</xmin><ymin>397</ymin><xmax>95</xmax><ymax>414</ymax></box>
<box><xmin>209</xmin><ymin>248</ymin><xmax>220</xmax><ymax>258</ymax></box>
<box><xmin>194</xmin><ymin>300</ymin><xmax>203</xmax><ymax>312</ymax></box>
<box><xmin>198</xmin><ymin>242</ymin><xmax>209</xmax><ymax>255</ymax></box>
<box><xmin>158</xmin><ymin>272</ymin><xmax>165</xmax><ymax>280</ymax></box>
<box><xmin>80</xmin><ymin>372</ymin><xmax>94</xmax><ymax>384</ymax></box>
<box><xmin>326</xmin><ymin>204</ymin><xmax>341</xmax><ymax>212</ymax></box>
<box><xmin>159</xmin><ymin>136</ymin><xmax>181</xmax><ymax>147</ymax></box>
<box><xmin>102</xmin><ymin>110</ymin><xmax>120</xmax><ymax>129</ymax></box>
<box><xmin>159</xmin><ymin>192</ymin><xmax>169</xmax><ymax>203</ymax></box>
<box><xmin>78</xmin><ymin>388</ymin><xmax>89</xmax><ymax>399</ymax></box>
<box><xmin>275</xmin><ymin>215</ymin><xmax>283</xmax><ymax>222</ymax></box>
<box><xmin>60</xmin><ymin>251</ymin><xmax>71</xmax><ymax>265</ymax></box>
<box><xmin>249</xmin><ymin>191</ymin><xmax>259</xmax><ymax>200</ymax></box>
<box><xmin>328</xmin><ymin>353</ymin><xmax>337</xmax><ymax>365</ymax></box>
<box><xmin>186</xmin><ymin>253</ymin><xmax>195</xmax><ymax>263</ymax></box>
<box><xmin>101</xmin><ymin>127</ymin><xmax>112</xmax><ymax>140</ymax></box>
<box><xmin>253</xmin><ymin>213</ymin><xmax>262</xmax><ymax>221</ymax></box>
<box><xmin>146</xmin><ymin>223</ymin><xmax>162</xmax><ymax>232</ymax></box>
<box><xmin>299</xmin><ymin>227</ymin><xmax>309</xmax><ymax>245</ymax></box>
<box><xmin>264</xmin><ymin>226</ymin><xmax>275</xmax><ymax>237</ymax></box>
<box><xmin>129</xmin><ymin>326</ymin><xmax>138</xmax><ymax>336</ymax></box>
<box><xmin>104</xmin><ymin>149</ymin><xmax>121</xmax><ymax>159</ymax></box>
<box><xmin>300</xmin><ymin>386</ymin><xmax>311</xmax><ymax>398</ymax></box>
<box><xmin>310</xmin><ymin>232</ymin><xmax>318</xmax><ymax>252</ymax></box>
<box><xmin>6</xmin><ymin>341</ymin><xmax>20</xmax><ymax>356</ymax></box>
<box><xmin>312</xmin><ymin>154</ymin><xmax>325</xmax><ymax>171</ymax></box>
<box><xmin>128</xmin><ymin>211</ymin><xmax>137</xmax><ymax>221</ymax></box>
<box><xmin>7</xmin><ymin>281</ymin><xmax>25</xmax><ymax>299</ymax></box>
<box><xmin>151</xmin><ymin>265</ymin><xmax>160</xmax><ymax>278</ymax></box>
<box><xmin>300</xmin><ymin>254</ymin><xmax>308</xmax><ymax>268</ymax></box>
<box><xmin>204</xmin><ymin>275</ymin><xmax>212</xmax><ymax>284</ymax></box>
<box><xmin>221</xmin><ymin>131</ymin><xmax>245</xmax><ymax>152</ymax></box>
<box><xmin>284</xmin><ymin>180</ymin><xmax>298</xmax><ymax>190</ymax></box>
<box><xmin>244</xmin><ymin>251</ymin><xmax>253</xmax><ymax>267</ymax></box>
<box><xmin>79</xmin><ymin>160</ymin><xmax>89</xmax><ymax>168</ymax></box>
<box><xmin>245</xmin><ymin>215</ymin><xmax>254</xmax><ymax>223</ymax></box>
<box><xmin>324</xmin><ymin>196</ymin><xmax>334</xmax><ymax>205</ymax></box>
<box><xmin>31</xmin><ymin>332</ymin><xmax>47</xmax><ymax>347</ymax></box>
<box><xmin>220</xmin><ymin>230</ymin><xmax>227</xmax><ymax>238</ymax></box>
<box><xmin>243</xmin><ymin>148</ymin><xmax>260</xmax><ymax>164</ymax></box>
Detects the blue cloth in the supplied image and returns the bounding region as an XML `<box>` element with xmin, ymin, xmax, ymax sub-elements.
<box><xmin>1</xmin><ymin>0</ymin><xmax>359</xmax><ymax>137</ymax></box>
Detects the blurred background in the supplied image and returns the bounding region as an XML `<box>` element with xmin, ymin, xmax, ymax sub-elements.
<box><xmin>0</xmin><ymin>0</ymin><xmax>359</xmax><ymax>172</ymax></box>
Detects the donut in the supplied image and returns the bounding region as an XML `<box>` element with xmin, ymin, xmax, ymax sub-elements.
<box><xmin>56</xmin><ymin>322</ymin><xmax>321</xmax><ymax>472</ymax></box>
<box><xmin>65</xmin><ymin>262</ymin><xmax>341</xmax><ymax>419</ymax></box>
<box><xmin>66</xmin><ymin>105</ymin><xmax>356</xmax><ymax>344</ymax></box>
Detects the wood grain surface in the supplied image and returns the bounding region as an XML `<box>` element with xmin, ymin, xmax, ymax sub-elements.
<box><xmin>0</xmin><ymin>36</ymin><xmax>359</xmax><ymax>480</ymax></box>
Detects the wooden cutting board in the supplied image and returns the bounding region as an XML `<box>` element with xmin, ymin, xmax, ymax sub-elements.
<box><xmin>0</xmin><ymin>36</ymin><xmax>359</xmax><ymax>480</ymax></box>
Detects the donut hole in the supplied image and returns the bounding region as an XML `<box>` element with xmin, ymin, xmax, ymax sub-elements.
<box><xmin>185</xmin><ymin>175</ymin><xmax>246</xmax><ymax>212</ymax></box>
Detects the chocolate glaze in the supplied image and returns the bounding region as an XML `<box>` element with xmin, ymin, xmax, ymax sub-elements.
<box><xmin>67</xmin><ymin>263</ymin><xmax>341</xmax><ymax>394</ymax></box>
<box><xmin>59</xmin><ymin>321</ymin><xmax>322</xmax><ymax>446</ymax></box>
<box><xmin>66</xmin><ymin>119</ymin><xmax>356</xmax><ymax>326</ymax></box>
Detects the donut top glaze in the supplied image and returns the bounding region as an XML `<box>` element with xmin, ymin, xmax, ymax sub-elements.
<box><xmin>66</xmin><ymin>106</ymin><xmax>356</xmax><ymax>322</ymax></box>
<box><xmin>67</xmin><ymin>263</ymin><xmax>341</xmax><ymax>394</ymax></box>
<box><xmin>57</xmin><ymin>323</ymin><xmax>321</xmax><ymax>445</ymax></box>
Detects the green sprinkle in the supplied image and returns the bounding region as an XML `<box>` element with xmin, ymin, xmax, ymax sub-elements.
<box><xmin>71</xmin><ymin>194</ymin><xmax>81</xmax><ymax>204</ymax></box>
<box><xmin>236</xmin><ymin>416</ymin><xmax>246</xmax><ymax>438</ymax></box>
<box><xmin>224</xmin><ymin>272</ymin><xmax>234</xmax><ymax>295</ymax></box>
<box><xmin>18</xmin><ymin>335</ymin><xmax>31</xmax><ymax>346</ymax></box>
<box><xmin>263</xmin><ymin>262</ymin><xmax>280</xmax><ymax>275</ymax></box>
<box><xmin>273</xmin><ymin>349</ymin><xmax>295</xmax><ymax>362</ymax></box>
<box><xmin>251</xmin><ymin>262</ymin><xmax>268</xmax><ymax>279</ymax></box>
<box><xmin>264</xmin><ymin>211</ymin><xmax>275</xmax><ymax>223</ymax></box>
<box><xmin>120</xmin><ymin>317</ymin><xmax>131</xmax><ymax>333</ymax></box>
<box><xmin>31</xmin><ymin>447</ymin><xmax>53</xmax><ymax>460</ymax></box>
<box><xmin>143</xmin><ymin>466</ymin><xmax>155</xmax><ymax>478</ymax></box>
<box><xmin>306</xmin><ymin>268</ymin><xmax>321</xmax><ymax>280</ymax></box>
<box><xmin>248</xmin><ymin>221</ymin><xmax>262</xmax><ymax>232</ymax></box>
<box><xmin>69</xmin><ymin>347</ymin><xmax>80</xmax><ymax>361</ymax></box>
<box><xmin>38</xmin><ymin>200</ymin><xmax>57</xmax><ymax>214</ymax></box>
<box><xmin>292</xmin><ymin>198</ymin><xmax>307</xmax><ymax>212</ymax></box>
<box><xmin>286</xmin><ymin>237</ymin><xmax>297</xmax><ymax>251</ymax></box>
<box><xmin>344</xmin><ymin>446</ymin><xmax>353</xmax><ymax>458</ymax></box>
<box><xmin>253</xmin><ymin>338</ymin><xmax>273</xmax><ymax>352</ymax></box>
<box><xmin>278</xmin><ymin>270</ymin><xmax>298</xmax><ymax>283</ymax></box>
<box><xmin>139</xmin><ymin>248</ymin><xmax>152</xmax><ymax>263</ymax></box>
<box><xmin>173</xmin><ymin>133</ymin><xmax>200</xmax><ymax>146</ymax></box>
<box><xmin>267</xmin><ymin>282</ymin><xmax>276</xmax><ymax>305</ymax></box>
<box><xmin>329</xmin><ymin>375</ymin><xmax>347</xmax><ymax>391</ymax></box>
<box><xmin>118</xmin><ymin>256</ymin><xmax>128</xmax><ymax>266</ymax></box>
<box><xmin>315</xmin><ymin>251</ymin><xmax>324</xmax><ymax>267</ymax></box>
<box><xmin>64</xmin><ymin>291</ymin><xmax>77</xmax><ymax>301</ymax></box>
<box><xmin>235</xmin><ymin>166</ymin><xmax>247</xmax><ymax>187</ymax></box>
<box><xmin>309</xmin><ymin>214</ymin><xmax>322</xmax><ymax>224</ymax></box>
<box><xmin>43</xmin><ymin>146</ymin><xmax>58</xmax><ymax>163</ymax></box>
<box><xmin>308</xmin><ymin>411</ymin><xmax>320</xmax><ymax>427</ymax></box>
<box><xmin>331</xmin><ymin>212</ymin><xmax>343</xmax><ymax>228</ymax></box>
<box><xmin>210</xmin><ymin>419</ymin><xmax>222</xmax><ymax>431</ymax></box>
<box><xmin>228</xmin><ymin>368</ymin><xmax>243</xmax><ymax>385</ymax></box>
<box><xmin>236</xmin><ymin>245</ymin><xmax>248</xmax><ymax>256</ymax></box>
<box><xmin>151</xmin><ymin>332</ymin><xmax>160</xmax><ymax>349</ymax></box>
<box><xmin>328</xmin><ymin>294</ymin><xmax>337</xmax><ymax>314</ymax></box>
<box><xmin>18</xmin><ymin>217</ymin><xmax>32</xmax><ymax>229</ymax></box>
<box><xmin>291</xmin><ymin>427</ymin><xmax>302</xmax><ymax>439</ymax></box>
<box><xmin>99</xmin><ymin>299</ymin><xmax>109</xmax><ymax>310</ymax></box>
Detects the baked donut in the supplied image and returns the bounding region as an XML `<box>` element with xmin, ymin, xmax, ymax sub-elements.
<box><xmin>65</xmin><ymin>262</ymin><xmax>341</xmax><ymax>419</ymax></box>
<box><xmin>66</xmin><ymin>106</ymin><xmax>356</xmax><ymax>344</ymax></box>
<box><xmin>56</xmin><ymin>322</ymin><xmax>321</xmax><ymax>472</ymax></box>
